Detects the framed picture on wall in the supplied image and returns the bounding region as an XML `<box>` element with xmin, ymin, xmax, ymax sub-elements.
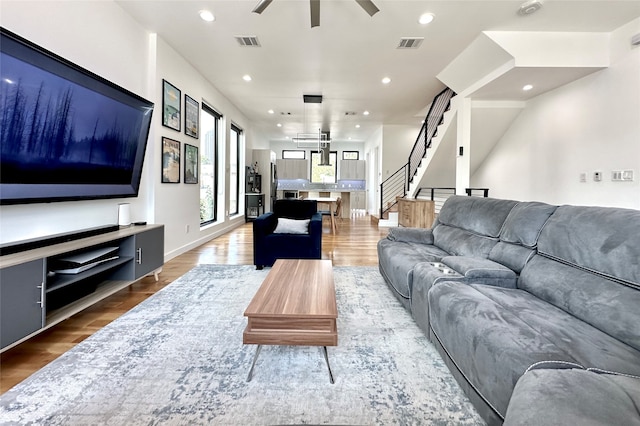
<box><xmin>161</xmin><ymin>137</ymin><xmax>181</xmax><ymax>183</ymax></box>
<box><xmin>184</xmin><ymin>95</ymin><xmax>199</xmax><ymax>138</ymax></box>
<box><xmin>162</xmin><ymin>79</ymin><xmax>181</xmax><ymax>131</ymax></box>
<box><xmin>184</xmin><ymin>143</ymin><xmax>199</xmax><ymax>184</ymax></box>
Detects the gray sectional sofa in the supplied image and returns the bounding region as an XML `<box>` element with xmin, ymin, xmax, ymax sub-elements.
<box><xmin>377</xmin><ymin>195</ymin><xmax>640</xmax><ymax>426</ymax></box>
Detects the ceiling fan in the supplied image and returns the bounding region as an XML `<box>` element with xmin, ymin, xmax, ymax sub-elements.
<box><xmin>252</xmin><ymin>0</ymin><xmax>380</xmax><ymax>28</ymax></box>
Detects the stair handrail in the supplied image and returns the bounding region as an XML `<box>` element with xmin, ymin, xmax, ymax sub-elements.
<box><xmin>379</xmin><ymin>164</ymin><xmax>407</xmax><ymax>218</ymax></box>
<box><xmin>407</xmin><ymin>87</ymin><xmax>456</xmax><ymax>184</ymax></box>
<box><xmin>379</xmin><ymin>87</ymin><xmax>455</xmax><ymax>218</ymax></box>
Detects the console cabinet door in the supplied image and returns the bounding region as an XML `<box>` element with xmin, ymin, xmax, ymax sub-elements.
<box><xmin>1</xmin><ymin>259</ymin><xmax>45</xmax><ymax>349</ymax></box>
<box><xmin>134</xmin><ymin>226</ymin><xmax>164</xmax><ymax>279</ymax></box>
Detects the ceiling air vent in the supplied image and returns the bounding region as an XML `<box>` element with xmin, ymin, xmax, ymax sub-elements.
<box><xmin>397</xmin><ymin>37</ymin><xmax>424</xmax><ymax>49</ymax></box>
<box><xmin>234</xmin><ymin>36</ymin><xmax>261</xmax><ymax>47</ymax></box>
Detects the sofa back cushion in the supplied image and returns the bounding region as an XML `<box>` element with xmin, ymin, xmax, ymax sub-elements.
<box><xmin>537</xmin><ymin>205</ymin><xmax>640</xmax><ymax>285</ymax></box>
<box><xmin>436</xmin><ymin>196</ymin><xmax>517</xmax><ymax>238</ymax></box>
<box><xmin>274</xmin><ymin>199</ymin><xmax>317</xmax><ymax>219</ymax></box>
<box><xmin>519</xmin><ymin>205</ymin><xmax>640</xmax><ymax>351</ymax></box>
<box><xmin>500</xmin><ymin>202</ymin><xmax>557</xmax><ymax>248</ymax></box>
<box><xmin>488</xmin><ymin>201</ymin><xmax>557</xmax><ymax>273</ymax></box>
<box><xmin>432</xmin><ymin>196</ymin><xmax>517</xmax><ymax>258</ymax></box>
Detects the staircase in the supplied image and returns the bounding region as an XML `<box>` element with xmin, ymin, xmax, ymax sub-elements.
<box><xmin>379</xmin><ymin>87</ymin><xmax>456</xmax><ymax>219</ymax></box>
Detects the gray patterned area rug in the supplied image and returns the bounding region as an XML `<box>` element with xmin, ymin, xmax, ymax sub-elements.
<box><xmin>1</xmin><ymin>265</ymin><xmax>484</xmax><ymax>425</ymax></box>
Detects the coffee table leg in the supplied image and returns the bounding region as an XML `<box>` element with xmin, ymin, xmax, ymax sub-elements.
<box><xmin>247</xmin><ymin>344</ymin><xmax>263</xmax><ymax>382</ymax></box>
<box><xmin>322</xmin><ymin>346</ymin><xmax>335</xmax><ymax>384</ymax></box>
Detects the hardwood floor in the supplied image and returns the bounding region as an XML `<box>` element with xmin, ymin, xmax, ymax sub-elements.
<box><xmin>0</xmin><ymin>214</ymin><xmax>389</xmax><ymax>394</ymax></box>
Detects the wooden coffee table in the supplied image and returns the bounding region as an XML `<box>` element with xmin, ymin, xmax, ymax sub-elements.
<box><xmin>243</xmin><ymin>259</ymin><xmax>338</xmax><ymax>383</ymax></box>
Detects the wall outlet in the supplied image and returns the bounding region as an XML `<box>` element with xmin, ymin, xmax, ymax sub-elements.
<box><xmin>579</xmin><ymin>172</ymin><xmax>587</xmax><ymax>183</ymax></box>
<box><xmin>185</xmin><ymin>224</ymin><xmax>190</xmax><ymax>234</ymax></box>
<box><xmin>623</xmin><ymin>170</ymin><xmax>635</xmax><ymax>181</ymax></box>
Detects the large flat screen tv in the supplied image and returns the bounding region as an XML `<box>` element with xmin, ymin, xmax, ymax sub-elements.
<box><xmin>0</xmin><ymin>27</ymin><xmax>154</xmax><ymax>205</ymax></box>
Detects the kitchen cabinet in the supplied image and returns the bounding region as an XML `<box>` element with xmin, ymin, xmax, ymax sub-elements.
<box><xmin>276</xmin><ymin>159</ymin><xmax>309</xmax><ymax>180</ymax></box>
<box><xmin>340</xmin><ymin>160</ymin><xmax>366</xmax><ymax>180</ymax></box>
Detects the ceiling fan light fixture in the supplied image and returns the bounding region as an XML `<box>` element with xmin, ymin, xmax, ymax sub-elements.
<box><xmin>252</xmin><ymin>0</ymin><xmax>273</xmax><ymax>14</ymax></box>
<box><xmin>355</xmin><ymin>0</ymin><xmax>380</xmax><ymax>17</ymax></box>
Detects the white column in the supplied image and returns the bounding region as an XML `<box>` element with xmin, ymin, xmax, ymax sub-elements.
<box><xmin>455</xmin><ymin>97</ymin><xmax>471</xmax><ymax>195</ymax></box>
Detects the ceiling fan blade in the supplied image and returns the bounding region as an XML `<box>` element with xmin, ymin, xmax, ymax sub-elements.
<box><xmin>252</xmin><ymin>0</ymin><xmax>273</xmax><ymax>14</ymax></box>
<box><xmin>310</xmin><ymin>0</ymin><xmax>320</xmax><ymax>27</ymax></box>
<box><xmin>355</xmin><ymin>0</ymin><xmax>379</xmax><ymax>17</ymax></box>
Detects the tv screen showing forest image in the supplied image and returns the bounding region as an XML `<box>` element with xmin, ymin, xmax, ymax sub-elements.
<box><xmin>0</xmin><ymin>28</ymin><xmax>153</xmax><ymax>204</ymax></box>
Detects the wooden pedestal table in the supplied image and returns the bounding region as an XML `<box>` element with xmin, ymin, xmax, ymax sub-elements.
<box><xmin>243</xmin><ymin>259</ymin><xmax>338</xmax><ymax>383</ymax></box>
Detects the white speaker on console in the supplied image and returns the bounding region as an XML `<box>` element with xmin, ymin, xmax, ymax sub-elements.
<box><xmin>118</xmin><ymin>203</ymin><xmax>131</xmax><ymax>226</ymax></box>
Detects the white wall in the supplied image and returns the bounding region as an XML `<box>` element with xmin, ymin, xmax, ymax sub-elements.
<box><xmin>153</xmin><ymin>37</ymin><xmax>251</xmax><ymax>259</ymax></box>
<box><xmin>0</xmin><ymin>1</ymin><xmax>254</xmax><ymax>258</ymax></box>
<box><xmin>380</xmin><ymin>125</ymin><xmax>419</xmax><ymax>181</ymax></box>
<box><xmin>472</xmin><ymin>18</ymin><xmax>640</xmax><ymax>209</ymax></box>
<box><xmin>0</xmin><ymin>1</ymin><xmax>153</xmax><ymax>244</ymax></box>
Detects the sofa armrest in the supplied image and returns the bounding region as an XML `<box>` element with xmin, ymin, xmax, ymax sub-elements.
<box><xmin>441</xmin><ymin>256</ymin><xmax>517</xmax><ymax>288</ymax></box>
<box><xmin>309</xmin><ymin>212</ymin><xmax>322</xmax><ymax>236</ymax></box>
<box><xmin>387</xmin><ymin>227</ymin><xmax>434</xmax><ymax>244</ymax></box>
<box><xmin>253</xmin><ymin>212</ymin><xmax>277</xmax><ymax>238</ymax></box>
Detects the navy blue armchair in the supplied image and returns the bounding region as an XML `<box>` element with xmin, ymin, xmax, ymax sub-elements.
<box><xmin>253</xmin><ymin>199</ymin><xmax>322</xmax><ymax>269</ymax></box>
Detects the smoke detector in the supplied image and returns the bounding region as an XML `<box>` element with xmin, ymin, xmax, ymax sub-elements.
<box><xmin>518</xmin><ymin>0</ymin><xmax>542</xmax><ymax>16</ymax></box>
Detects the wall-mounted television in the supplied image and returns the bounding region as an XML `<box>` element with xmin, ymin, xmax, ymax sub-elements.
<box><xmin>0</xmin><ymin>27</ymin><xmax>154</xmax><ymax>205</ymax></box>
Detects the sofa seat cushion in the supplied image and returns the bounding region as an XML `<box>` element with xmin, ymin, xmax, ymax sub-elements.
<box><xmin>428</xmin><ymin>281</ymin><xmax>640</xmax><ymax>418</ymax></box>
<box><xmin>504</xmin><ymin>368</ymin><xmax>640</xmax><ymax>426</ymax></box>
<box><xmin>377</xmin><ymin>238</ymin><xmax>449</xmax><ymax>303</ymax></box>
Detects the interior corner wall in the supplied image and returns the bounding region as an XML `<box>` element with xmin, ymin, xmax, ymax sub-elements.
<box><xmin>471</xmin><ymin>19</ymin><xmax>640</xmax><ymax>209</ymax></box>
<box><xmin>0</xmin><ymin>1</ymin><xmax>153</xmax><ymax>244</ymax></box>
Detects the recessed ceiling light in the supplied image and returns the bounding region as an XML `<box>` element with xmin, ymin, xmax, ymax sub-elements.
<box><xmin>268</xmin><ymin>109</ymin><xmax>274</xmax><ymax>114</ymax></box>
<box><xmin>363</xmin><ymin>110</ymin><xmax>370</xmax><ymax>116</ymax></box>
<box><xmin>522</xmin><ymin>84</ymin><xmax>533</xmax><ymax>91</ymax></box>
<box><xmin>276</xmin><ymin>123</ymin><xmax>282</xmax><ymax>127</ymax></box>
<box><xmin>381</xmin><ymin>77</ymin><xmax>391</xmax><ymax>84</ymax></box>
<box><xmin>199</xmin><ymin>10</ymin><xmax>215</xmax><ymax>22</ymax></box>
<box><xmin>418</xmin><ymin>13</ymin><xmax>435</xmax><ymax>25</ymax></box>
<box><xmin>243</xmin><ymin>75</ymin><xmax>252</xmax><ymax>82</ymax></box>
<box><xmin>355</xmin><ymin>124</ymin><xmax>361</xmax><ymax>128</ymax></box>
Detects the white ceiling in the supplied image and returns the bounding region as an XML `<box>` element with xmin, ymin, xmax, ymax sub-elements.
<box><xmin>116</xmin><ymin>0</ymin><xmax>640</xmax><ymax>143</ymax></box>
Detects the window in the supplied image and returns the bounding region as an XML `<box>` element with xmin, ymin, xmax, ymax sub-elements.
<box><xmin>310</xmin><ymin>151</ymin><xmax>337</xmax><ymax>183</ymax></box>
<box><xmin>282</xmin><ymin>150</ymin><xmax>306</xmax><ymax>159</ymax></box>
<box><xmin>343</xmin><ymin>151</ymin><xmax>359</xmax><ymax>160</ymax></box>
<box><xmin>200</xmin><ymin>104</ymin><xmax>220</xmax><ymax>226</ymax></box>
<box><xmin>229</xmin><ymin>124</ymin><xmax>242</xmax><ymax>216</ymax></box>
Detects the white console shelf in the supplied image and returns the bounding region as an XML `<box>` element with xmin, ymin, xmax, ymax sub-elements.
<box><xmin>0</xmin><ymin>224</ymin><xmax>164</xmax><ymax>352</ymax></box>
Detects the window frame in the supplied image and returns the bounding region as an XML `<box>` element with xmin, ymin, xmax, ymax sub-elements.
<box><xmin>310</xmin><ymin>150</ymin><xmax>338</xmax><ymax>183</ymax></box>
<box><xmin>200</xmin><ymin>103</ymin><xmax>221</xmax><ymax>227</ymax></box>
<box><xmin>229</xmin><ymin>123</ymin><xmax>242</xmax><ymax>216</ymax></box>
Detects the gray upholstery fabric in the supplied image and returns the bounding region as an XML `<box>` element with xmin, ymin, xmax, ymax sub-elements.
<box><xmin>504</xmin><ymin>369</ymin><xmax>640</xmax><ymax>426</ymax></box>
<box><xmin>386</xmin><ymin>227</ymin><xmax>434</xmax><ymax>244</ymax></box>
<box><xmin>377</xmin><ymin>238</ymin><xmax>448</xmax><ymax>308</ymax></box>
<box><xmin>432</xmin><ymin>225</ymin><xmax>499</xmax><ymax>258</ymax></box>
<box><xmin>436</xmin><ymin>196</ymin><xmax>517</xmax><ymax>238</ymax></box>
<box><xmin>500</xmin><ymin>202</ymin><xmax>557</xmax><ymax>248</ymax></box>
<box><xmin>441</xmin><ymin>256</ymin><xmax>517</xmax><ymax>288</ymax></box>
<box><xmin>519</xmin><ymin>255</ymin><xmax>640</xmax><ymax>352</ymax></box>
<box><xmin>537</xmin><ymin>205</ymin><xmax>640</xmax><ymax>286</ymax></box>
<box><xmin>428</xmin><ymin>280</ymin><xmax>640</xmax><ymax>418</ymax></box>
<box><xmin>488</xmin><ymin>242</ymin><xmax>535</xmax><ymax>274</ymax></box>
<box><xmin>409</xmin><ymin>262</ymin><xmax>464</xmax><ymax>337</ymax></box>
<box><xmin>379</xmin><ymin>197</ymin><xmax>640</xmax><ymax>426</ymax></box>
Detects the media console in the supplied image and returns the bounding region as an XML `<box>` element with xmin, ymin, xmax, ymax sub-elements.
<box><xmin>0</xmin><ymin>224</ymin><xmax>164</xmax><ymax>351</ymax></box>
